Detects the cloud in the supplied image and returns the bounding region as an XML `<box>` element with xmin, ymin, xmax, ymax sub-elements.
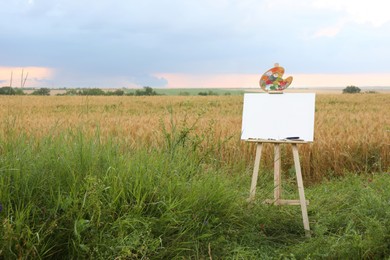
<box><xmin>310</xmin><ymin>0</ymin><xmax>390</xmax><ymax>39</ymax></box>
<box><xmin>0</xmin><ymin>0</ymin><xmax>390</xmax><ymax>88</ymax></box>
<box><xmin>313</xmin><ymin>0</ymin><xmax>390</xmax><ymax>27</ymax></box>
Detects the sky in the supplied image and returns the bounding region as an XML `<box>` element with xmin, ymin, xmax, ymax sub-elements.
<box><xmin>1</xmin><ymin>0</ymin><xmax>390</xmax><ymax>89</ymax></box>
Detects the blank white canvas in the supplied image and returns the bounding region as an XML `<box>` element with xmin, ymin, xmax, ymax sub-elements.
<box><xmin>241</xmin><ymin>93</ymin><xmax>316</xmax><ymax>141</ymax></box>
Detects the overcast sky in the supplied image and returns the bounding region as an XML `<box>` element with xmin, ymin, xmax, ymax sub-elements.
<box><xmin>1</xmin><ymin>0</ymin><xmax>390</xmax><ymax>88</ymax></box>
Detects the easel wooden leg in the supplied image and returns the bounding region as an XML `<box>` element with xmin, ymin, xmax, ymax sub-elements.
<box><xmin>248</xmin><ymin>143</ymin><xmax>263</xmax><ymax>201</ymax></box>
<box><xmin>292</xmin><ymin>144</ymin><xmax>311</xmax><ymax>237</ymax></box>
<box><xmin>274</xmin><ymin>144</ymin><xmax>281</xmax><ymax>204</ymax></box>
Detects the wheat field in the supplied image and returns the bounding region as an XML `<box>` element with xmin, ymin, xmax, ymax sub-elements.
<box><xmin>0</xmin><ymin>93</ymin><xmax>389</xmax><ymax>181</ymax></box>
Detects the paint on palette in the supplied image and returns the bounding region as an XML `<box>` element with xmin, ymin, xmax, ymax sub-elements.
<box><xmin>259</xmin><ymin>63</ymin><xmax>293</xmax><ymax>92</ymax></box>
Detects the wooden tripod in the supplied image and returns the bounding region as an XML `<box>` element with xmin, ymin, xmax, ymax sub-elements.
<box><xmin>247</xmin><ymin>139</ymin><xmax>311</xmax><ymax>237</ymax></box>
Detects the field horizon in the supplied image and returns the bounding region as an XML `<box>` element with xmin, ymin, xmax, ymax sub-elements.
<box><xmin>14</xmin><ymin>85</ymin><xmax>390</xmax><ymax>96</ymax></box>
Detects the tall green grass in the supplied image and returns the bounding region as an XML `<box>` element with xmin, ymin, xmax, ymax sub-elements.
<box><xmin>1</xmin><ymin>116</ymin><xmax>390</xmax><ymax>259</ymax></box>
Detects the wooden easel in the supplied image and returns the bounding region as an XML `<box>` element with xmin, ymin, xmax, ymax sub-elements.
<box><xmin>247</xmin><ymin>139</ymin><xmax>311</xmax><ymax>237</ymax></box>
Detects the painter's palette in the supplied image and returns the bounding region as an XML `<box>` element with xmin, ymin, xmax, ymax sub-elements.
<box><xmin>259</xmin><ymin>65</ymin><xmax>293</xmax><ymax>92</ymax></box>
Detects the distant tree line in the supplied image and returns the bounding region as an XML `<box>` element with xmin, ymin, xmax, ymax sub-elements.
<box><xmin>0</xmin><ymin>86</ymin><xmax>160</xmax><ymax>96</ymax></box>
<box><xmin>59</xmin><ymin>86</ymin><xmax>158</xmax><ymax>96</ymax></box>
<box><xmin>198</xmin><ymin>90</ymin><xmax>219</xmax><ymax>96</ymax></box>
<box><xmin>0</xmin><ymin>86</ymin><xmax>25</xmax><ymax>95</ymax></box>
<box><xmin>197</xmin><ymin>90</ymin><xmax>233</xmax><ymax>96</ymax></box>
<box><xmin>342</xmin><ymin>85</ymin><xmax>361</xmax><ymax>94</ymax></box>
<box><xmin>0</xmin><ymin>85</ymin><xmax>374</xmax><ymax>96</ymax></box>
<box><xmin>31</xmin><ymin>88</ymin><xmax>51</xmax><ymax>95</ymax></box>
<box><xmin>0</xmin><ymin>86</ymin><xmax>52</xmax><ymax>96</ymax></box>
